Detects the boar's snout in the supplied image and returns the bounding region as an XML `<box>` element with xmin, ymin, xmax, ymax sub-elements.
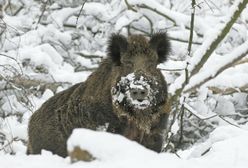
<box><xmin>130</xmin><ymin>87</ymin><xmax>148</xmax><ymax>102</ymax></box>
<box><xmin>112</xmin><ymin>71</ymin><xmax>161</xmax><ymax>110</ymax></box>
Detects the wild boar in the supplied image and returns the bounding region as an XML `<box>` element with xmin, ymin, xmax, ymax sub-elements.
<box><xmin>27</xmin><ymin>32</ymin><xmax>171</xmax><ymax>157</ymax></box>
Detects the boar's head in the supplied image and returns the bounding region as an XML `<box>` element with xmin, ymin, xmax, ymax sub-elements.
<box><xmin>108</xmin><ymin>33</ymin><xmax>170</xmax><ymax>135</ymax></box>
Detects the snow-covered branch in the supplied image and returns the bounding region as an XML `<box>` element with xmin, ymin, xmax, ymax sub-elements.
<box><xmin>169</xmin><ymin>0</ymin><xmax>248</xmax><ymax>96</ymax></box>
<box><xmin>184</xmin><ymin>40</ymin><xmax>248</xmax><ymax>93</ymax></box>
<box><xmin>208</xmin><ymin>85</ymin><xmax>248</xmax><ymax>95</ymax></box>
<box><xmin>189</xmin><ymin>0</ymin><xmax>248</xmax><ymax>77</ymax></box>
<box><xmin>0</xmin><ymin>75</ymin><xmax>70</xmax><ymax>93</ymax></box>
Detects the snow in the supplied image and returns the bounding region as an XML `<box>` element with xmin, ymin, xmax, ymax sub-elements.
<box><xmin>215</xmin><ymin>96</ymin><xmax>236</xmax><ymax>115</ymax></box>
<box><xmin>232</xmin><ymin>93</ymin><xmax>248</xmax><ymax>108</ymax></box>
<box><xmin>184</xmin><ymin>102</ymin><xmax>216</xmax><ymax>120</ymax></box>
<box><xmin>48</xmin><ymin>7</ymin><xmax>80</xmax><ymax>28</ymax></box>
<box><xmin>0</xmin><ymin>126</ymin><xmax>248</xmax><ymax>168</ymax></box>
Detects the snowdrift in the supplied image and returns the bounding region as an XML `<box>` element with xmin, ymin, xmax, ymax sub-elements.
<box><xmin>1</xmin><ymin>126</ymin><xmax>248</xmax><ymax>168</ymax></box>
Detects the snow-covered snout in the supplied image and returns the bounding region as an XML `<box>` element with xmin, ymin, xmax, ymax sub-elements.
<box><xmin>112</xmin><ymin>72</ymin><xmax>159</xmax><ymax>110</ymax></box>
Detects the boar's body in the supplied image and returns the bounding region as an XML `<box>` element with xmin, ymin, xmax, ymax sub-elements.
<box><xmin>27</xmin><ymin>33</ymin><xmax>171</xmax><ymax>157</ymax></box>
<box><xmin>27</xmin><ymin>60</ymin><xmax>120</xmax><ymax>157</ymax></box>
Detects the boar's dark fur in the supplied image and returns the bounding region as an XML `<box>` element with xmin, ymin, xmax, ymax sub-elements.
<box><xmin>27</xmin><ymin>32</ymin><xmax>171</xmax><ymax>157</ymax></box>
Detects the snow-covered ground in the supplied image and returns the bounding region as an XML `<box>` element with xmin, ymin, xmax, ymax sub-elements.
<box><xmin>1</xmin><ymin>126</ymin><xmax>248</xmax><ymax>168</ymax></box>
<box><xmin>0</xmin><ymin>0</ymin><xmax>248</xmax><ymax>167</ymax></box>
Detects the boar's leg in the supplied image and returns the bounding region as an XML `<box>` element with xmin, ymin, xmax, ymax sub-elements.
<box><xmin>141</xmin><ymin>113</ymin><xmax>169</xmax><ymax>152</ymax></box>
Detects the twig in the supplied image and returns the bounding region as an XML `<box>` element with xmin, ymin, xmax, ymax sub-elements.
<box><xmin>159</xmin><ymin>68</ymin><xmax>184</xmax><ymax>72</ymax></box>
<box><xmin>0</xmin><ymin>137</ymin><xmax>19</xmax><ymax>152</ymax></box>
<box><xmin>184</xmin><ymin>102</ymin><xmax>241</xmax><ymax>128</ymax></box>
<box><xmin>137</xmin><ymin>3</ymin><xmax>176</xmax><ymax>24</ymax></box>
<box><xmin>184</xmin><ymin>62</ymin><xmax>190</xmax><ymax>85</ymax></box>
<box><xmin>0</xmin><ymin>53</ymin><xmax>23</xmax><ymax>75</ymax></box>
<box><xmin>187</xmin><ymin>0</ymin><xmax>196</xmax><ymax>55</ymax></box>
<box><xmin>36</xmin><ymin>0</ymin><xmax>49</xmax><ymax>29</ymax></box>
<box><xmin>163</xmin><ymin>110</ymin><xmax>177</xmax><ymax>151</ymax></box>
<box><xmin>233</xmin><ymin>57</ymin><xmax>248</xmax><ymax>67</ymax></box>
<box><xmin>218</xmin><ymin>115</ymin><xmax>240</xmax><ymax>128</ymax></box>
<box><xmin>142</xmin><ymin>15</ymin><xmax>153</xmax><ymax>34</ymax></box>
<box><xmin>125</xmin><ymin>0</ymin><xmax>137</xmax><ymax>12</ymax></box>
<box><xmin>129</xmin><ymin>26</ymin><xmax>149</xmax><ymax>35</ymax></box>
<box><xmin>137</xmin><ymin>2</ymin><xmax>204</xmax><ymax>38</ymax></box>
<box><xmin>182</xmin><ymin>0</ymin><xmax>195</xmax><ymax>97</ymax></box>
<box><xmin>204</xmin><ymin>0</ymin><xmax>221</xmax><ymax>12</ymax></box>
<box><xmin>184</xmin><ymin>103</ymin><xmax>217</xmax><ymax>121</ymax></box>
<box><xmin>168</xmin><ymin>36</ymin><xmax>202</xmax><ymax>45</ymax></box>
<box><xmin>0</xmin><ymin>75</ymin><xmax>70</xmax><ymax>93</ymax></box>
<box><xmin>75</xmin><ymin>52</ymin><xmax>103</xmax><ymax>59</ymax></box>
<box><xmin>178</xmin><ymin>97</ymin><xmax>186</xmax><ymax>145</ymax></box>
<box><xmin>203</xmin><ymin>0</ymin><xmax>214</xmax><ymax>13</ymax></box>
<box><xmin>201</xmin><ymin>148</ymin><xmax>211</xmax><ymax>156</ymax></box>
<box><xmin>208</xmin><ymin>85</ymin><xmax>248</xmax><ymax>95</ymax></box>
<box><xmin>130</xmin><ymin>26</ymin><xmax>202</xmax><ymax>45</ymax></box>
<box><xmin>76</xmin><ymin>0</ymin><xmax>87</xmax><ymax>26</ymax></box>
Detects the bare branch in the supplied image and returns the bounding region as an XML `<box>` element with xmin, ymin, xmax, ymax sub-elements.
<box><xmin>75</xmin><ymin>52</ymin><xmax>104</xmax><ymax>59</ymax></box>
<box><xmin>187</xmin><ymin>0</ymin><xmax>196</xmax><ymax>55</ymax></box>
<box><xmin>124</xmin><ymin>0</ymin><xmax>137</xmax><ymax>12</ymax></box>
<box><xmin>218</xmin><ymin>115</ymin><xmax>240</xmax><ymax>128</ymax></box>
<box><xmin>233</xmin><ymin>57</ymin><xmax>248</xmax><ymax>67</ymax></box>
<box><xmin>36</xmin><ymin>0</ymin><xmax>49</xmax><ymax>29</ymax></box>
<box><xmin>76</xmin><ymin>0</ymin><xmax>87</xmax><ymax>26</ymax></box>
<box><xmin>0</xmin><ymin>75</ymin><xmax>70</xmax><ymax>93</ymax></box>
<box><xmin>184</xmin><ymin>103</ymin><xmax>217</xmax><ymax>121</ymax></box>
<box><xmin>168</xmin><ymin>36</ymin><xmax>202</xmax><ymax>45</ymax></box>
<box><xmin>137</xmin><ymin>3</ymin><xmax>176</xmax><ymax>24</ymax></box>
<box><xmin>208</xmin><ymin>85</ymin><xmax>248</xmax><ymax>95</ymax></box>
<box><xmin>184</xmin><ymin>103</ymin><xmax>240</xmax><ymax>128</ymax></box>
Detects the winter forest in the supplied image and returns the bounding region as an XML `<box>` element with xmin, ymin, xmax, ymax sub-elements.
<box><xmin>0</xmin><ymin>0</ymin><xmax>248</xmax><ymax>167</ymax></box>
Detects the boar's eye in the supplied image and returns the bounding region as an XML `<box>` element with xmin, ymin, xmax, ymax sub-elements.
<box><xmin>149</xmin><ymin>32</ymin><xmax>171</xmax><ymax>63</ymax></box>
<box><xmin>107</xmin><ymin>34</ymin><xmax>128</xmax><ymax>66</ymax></box>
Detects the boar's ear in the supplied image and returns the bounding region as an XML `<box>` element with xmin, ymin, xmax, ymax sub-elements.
<box><xmin>107</xmin><ymin>34</ymin><xmax>128</xmax><ymax>65</ymax></box>
<box><xmin>149</xmin><ymin>32</ymin><xmax>171</xmax><ymax>63</ymax></box>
